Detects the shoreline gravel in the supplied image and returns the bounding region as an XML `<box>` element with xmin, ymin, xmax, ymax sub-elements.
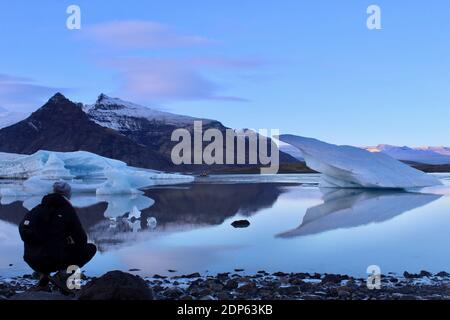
<box><xmin>2</xmin><ymin>270</ymin><xmax>450</xmax><ymax>300</ymax></box>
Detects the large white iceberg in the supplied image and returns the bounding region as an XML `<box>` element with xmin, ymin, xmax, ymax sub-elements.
<box><xmin>279</xmin><ymin>135</ymin><xmax>442</xmax><ymax>189</ymax></box>
<box><xmin>0</xmin><ymin>150</ymin><xmax>194</xmax><ymax>196</ymax></box>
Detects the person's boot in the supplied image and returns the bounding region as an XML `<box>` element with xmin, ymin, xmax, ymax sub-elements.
<box><xmin>49</xmin><ymin>270</ymin><xmax>74</xmax><ymax>295</ymax></box>
<box><xmin>30</xmin><ymin>273</ymin><xmax>51</xmax><ymax>292</ymax></box>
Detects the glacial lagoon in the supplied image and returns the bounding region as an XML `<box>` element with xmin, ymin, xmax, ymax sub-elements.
<box><xmin>1</xmin><ymin>173</ymin><xmax>450</xmax><ymax>279</ymax></box>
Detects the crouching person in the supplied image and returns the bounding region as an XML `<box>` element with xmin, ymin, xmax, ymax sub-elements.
<box><xmin>19</xmin><ymin>181</ymin><xmax>97</xmax><ymax>293</ymax></box>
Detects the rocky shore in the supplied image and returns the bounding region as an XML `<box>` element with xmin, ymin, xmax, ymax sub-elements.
<box><xmin>2</xmin><ymin>270</ymin><xmax>450</xmax><ymax>300</ymax></box>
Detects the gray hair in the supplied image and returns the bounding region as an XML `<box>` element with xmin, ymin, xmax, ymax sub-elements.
<box><xmin>53</xmin><ymin>181</ymin><xmax>72</xmax><ymax>199</ymax></box>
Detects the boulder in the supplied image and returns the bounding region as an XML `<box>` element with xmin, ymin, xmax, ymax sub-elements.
<box><xmin>231</xmin><ymin>220</ymin><xmax>250</xmax><ymax>228</ymax></box>
<box><xmin>77</xmin><ymin>271</ymin><xmax>153</xmax><ymax>300</ymax></box>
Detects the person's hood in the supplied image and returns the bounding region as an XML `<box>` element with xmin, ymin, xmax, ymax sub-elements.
<box><xmin>41</xmin><ymin>193</ymin><xmax>69</xmax><ymax>208</ymax></box>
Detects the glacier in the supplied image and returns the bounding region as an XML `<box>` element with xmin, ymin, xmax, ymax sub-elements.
<box><xmin>279</xmin><ymin>135</ymin><xmax>442</xmax><ymax>189</ymax></box>
<box><xmin>0</xmin><ymin>150</ymin><xmax>194</xmax><ymax>196</ymax></box>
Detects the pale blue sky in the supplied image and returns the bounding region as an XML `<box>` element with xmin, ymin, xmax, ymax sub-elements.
<box><xmin>0</xmin><ymin>0</ymin><xmax>449</xmax><ymax>146</ymax></box>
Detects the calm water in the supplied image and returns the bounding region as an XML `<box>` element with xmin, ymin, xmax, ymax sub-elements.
<box><xmin>1</xmin><ymin>174</ymin><xmax>450</xmax><ymax>278</ymax></box>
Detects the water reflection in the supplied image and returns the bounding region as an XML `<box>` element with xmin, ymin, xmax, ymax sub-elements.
<box><xmin>0</xmin><ymin>183</ymin><xmax>287</xmax><ymax>252</ymax></box>
<box><xmin>1</xmin><ymin>193</ymin><xmax>155</xmax><ymax>218</ymax></box>
<box><xmin>277</xmin><ymin>188</ymin><xmax>442</xmax><ymax>238</ymax></box>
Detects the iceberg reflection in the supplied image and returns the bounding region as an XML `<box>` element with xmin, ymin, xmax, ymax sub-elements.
<box><xmin>1</xmin><ymin>193</ymin><xmax>155</xmax><ymax>218</ymax></box>
<box><xmin>277</xmin><ymin>189</ymin><xmax>442</xmax><ymax>238</ymax></box>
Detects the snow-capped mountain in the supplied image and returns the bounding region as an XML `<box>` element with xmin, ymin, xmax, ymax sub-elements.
<box><xmin>364</xmin><ymin>144</ymin><xmax>450</xmax><ymax>165</ymax></box>
<box><xmin>0</xmin><ymin>93</ymin><xmax>171</xmax><ymax>170</ymax></box>
<box><xmin>0</xmin><ymin>93</ymin><xmax>298</xmax><ymax>173</ymax></box>
<box><xmin>416</xmin><ymin>146</ymin><xmax>450</xmax><ymax>156</ymax></box>
<box><xmin>0</xmin><ymin>106</ymin><xmax>28</xmax><ymax>129</ymax></box>
<box><xmin>83</xmin><ymin>94</ymin><xmax>214</xmax><ymax>132</ymax></box>
<box><xmin>84</xmin><ymin>94</ymin><xmax>298</xmax><ymax>166</ymax></box>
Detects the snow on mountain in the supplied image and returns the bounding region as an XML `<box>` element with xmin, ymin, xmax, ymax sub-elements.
<box><xmin>365</xmin><ymin>144</ymin><xmax>450</xmax><ymax>165</ymax></box>
<box><xmin>416</xmin><ymin>146</ymin><xmax>450</xmax><ymax>156</ymax></box>
<box><xmin>0</xmin><ymin>107</ymin><xmax>28</xmax><ymax>129</ymax></box>
<box><xmin>279</xmin><ymin>135</ymin><xmax>442</xmax><ymax>189</ymax></box>
<box><xmin>84</xmin><ymin>94</ymin><xmax>213</xmax><ymax>131</ymax></box>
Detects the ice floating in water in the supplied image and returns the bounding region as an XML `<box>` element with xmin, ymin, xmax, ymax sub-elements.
<box><xmin>0</xmin><ymin>150</ymin><xmax>194</xmax><ymax>196</ymax></box>
<box><xmin>0</xmin><ymin>150</ymin><xmax>124</xmax><ymax>179</ymax></box>
<box><xmin>279</xmin><ymin>135</ymin><xmax>442</xmax><ymax>189</ymax></box>
<box><xmin>147</xmin><ymin>217</ymin><xmax>157</xmax><ymax>230</ymax></box>
<box><xmin>128</xmin><ymin>206</ymin><xmax>141</xmax><ymax>220</ymax></box>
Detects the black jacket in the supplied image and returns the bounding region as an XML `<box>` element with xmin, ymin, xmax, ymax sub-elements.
<box><xmin>23</xmin><ymin>193</ymin><xmax>88</xmax><ymax>273</ymax></box>
<box><xmin>40</xmin><ymin>193</ymin><xmax>87</xmax><ymax>246</ymax></box>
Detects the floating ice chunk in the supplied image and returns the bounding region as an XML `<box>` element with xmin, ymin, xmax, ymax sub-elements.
<box><xmin>0</xmin><ymin>152</ymin><xmax>46</xmax><ymax>179</ymax></box>
<box><xmin>279</xmin><ymin>135</ymin><xmax>442</xmax><ymax>189</ymax></box>
<box><xmin>147</xmin><ymin>217</ymin><xmax>157</xmax><ymax>229</ymax></box>
<box><xmin>0</xmin><ymin>150</ymin><xmax>126</xmax><ymax>180</ymax></box>
<box><xmin>96</xmin><ymin>170</ymin><xmax>145</xmax><ymax>195</ymax></box>
<box><xmin>109</xmin><ymin>219</ymin><xmax>118</xmax><ymax>229</ymax></box>
<box><xmin>0</xmin><ymin>150</ymin><xmax>194</xmax><ymax>196</ymax></box>
<box><xmin>128</xmin><ymin>206</ymin><xmax>141</xmax><ymax>220</ymax></box>
<box><xmin>127</xmin><ymin>219</ymin><xmax>141</xmax><ymax>233</ymax></box>
<box><xmin>99</xmin><ymin>194</ymin><xmax>154</xmax><ymax>218</ymax></box>
<box><xmin>39</xmin><ymin>153</ymin><xmax>74</xmax><ymax>179</ymax></box>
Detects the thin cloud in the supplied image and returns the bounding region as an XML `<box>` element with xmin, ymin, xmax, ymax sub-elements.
<box><xmin>82</xmin><ymin>20</ymin><xmax>215</xmax><ymax>49</ymax></box>
<box><xmin>104</xmin><ymin>57</ymin><xmax>252</xmax><ymax>103</ymax></box>
<box><xmin>81</xmin><ymin>20</ymin><xmax>265</xmax><ymax>103</ymax></box>
<box><xmin>0</xmin><ymin>74</ymin><xmax>66</xmax><ymax>112</ymax></box>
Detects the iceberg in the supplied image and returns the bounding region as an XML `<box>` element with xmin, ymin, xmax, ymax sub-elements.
<box><xmin>279</xmin><ymin>135</ymin><xmax>442</xmax><ymax>189</ymax></box>
<box><xmin>0</xmin><ymin>150</ymin><xmax>194</xmax><ymax>196</ymax></box>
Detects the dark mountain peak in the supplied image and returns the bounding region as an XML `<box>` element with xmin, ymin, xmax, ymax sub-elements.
<box><xmin>92</xmin><ymin>93</ymin><xmax>127</xmax><ymax>111</ymax></box>
<box><xmin>97</xmin><ymin>93</ymin><xmax>109</xmax><ymax>103</ymax></box>
<box><xmin>0</xmin><ymin>94</ymin><xmax>170</xmax><ymax>170</ymax></box>
<box><xmin>32</xmin><ymin>93</ymin><xmax>85</xmax><ymax>121</ymax></box>
<box><xmin>48</xmin><ymin>92</ymin><xmax>69</xmax><ymax>104</ymax></box>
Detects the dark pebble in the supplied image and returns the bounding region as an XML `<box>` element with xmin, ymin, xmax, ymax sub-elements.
<box><xmin>231</xmin><ymin>220</ymin><xmax>250</xmax><ymax>228</ymax></box>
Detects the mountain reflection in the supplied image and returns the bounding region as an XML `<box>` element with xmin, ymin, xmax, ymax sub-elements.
<box><xmin>277</xmin><ymin>189</ymin><xmax>442</xmax><ymax>238</ymax></box>
<box><xmin>0</xmin><ymin>183</ymin><xmax>287</xmax><ymax>251</ymax></box>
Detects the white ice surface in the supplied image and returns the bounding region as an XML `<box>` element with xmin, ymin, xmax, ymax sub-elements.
<box><xmin>0</xmin><ymin>150</ymin><xmax>194</xmax><ymax>196</ymax></box>
<box><xmin>279</xmin><ymin>135</ymin><xmax>442</xmax><ymax>189</ymax></box>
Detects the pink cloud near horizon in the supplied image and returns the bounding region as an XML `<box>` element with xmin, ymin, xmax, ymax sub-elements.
<box><xmin>81</xmin><ymin>20</ymin><xmax>267</xmax><ymax>104</ymax></box>
<box><xmin>104</xmin><ymin>57</ymin><xmax>254</xmax><ymax>103</ymax></box>
<box><xmin>82</xmin><ymin>20</ymin><xmax>215</xmax><ymax>49</ymax></box>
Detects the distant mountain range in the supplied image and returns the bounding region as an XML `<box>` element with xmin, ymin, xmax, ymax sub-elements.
<box><xmin>0</xmin><ymin>93</ymin><xmax>297</xmax><ymax>172</ymax></box>
<box><xmin>0</xmin><ymin>93</ymin><xmax>447</xmax><ymax>171</ymax></box>
<box><xmin>364</xmin><ymin>144</ymin><xmax>450</xmax><ymax>165</ymax></box>
<box><xmin>279</xmin><ymin>141</ymin><xmax>450</xmax><ymax>166</ymax></box>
